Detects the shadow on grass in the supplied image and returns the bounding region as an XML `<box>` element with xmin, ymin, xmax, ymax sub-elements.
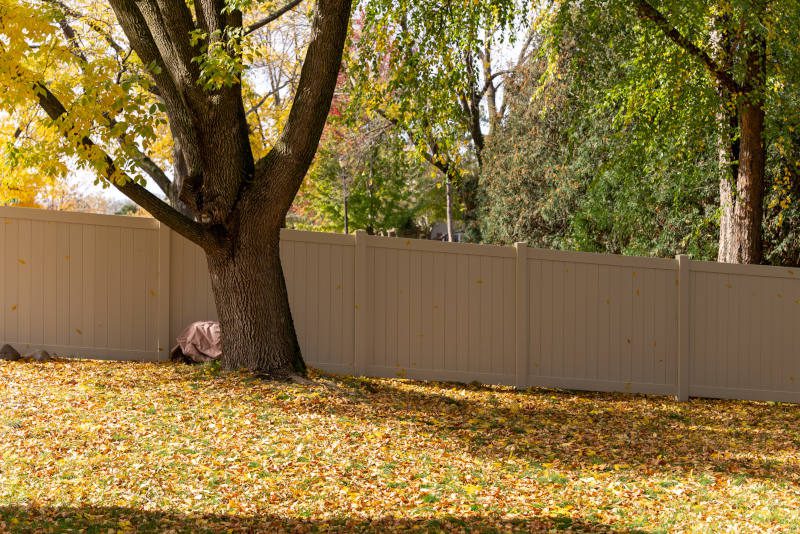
<box><xmin>0</xmin><ymin>505</ymin><xmax>629</xmax><ymax>533</ymax></box>
<box><xmin>312</xmin><ymin>373</ymin><xmax>800</xmax><ymax>485</ymax></box>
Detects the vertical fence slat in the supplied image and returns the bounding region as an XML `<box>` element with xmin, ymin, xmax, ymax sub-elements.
<box><xmin>354</xmin><ymin>230</ymin><xmax>369</xmax><ymax>375</ymax></box>
<box><xmin>515</xmin><ymin>243</ymin><xmax>529</xmax><ymax>389</ymax></box>
<box><xmin>677</xmin><ymin>254</ymin><xmax>691</xmax><ymax>401</ymax></box>
<box><xmin>158</xmin><ymin>223</ymin><xmax>171</xmax><ymax>360</ymax></box>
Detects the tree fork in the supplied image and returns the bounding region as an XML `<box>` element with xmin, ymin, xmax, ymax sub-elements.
<box><xmin>28</xmin><ymin>0</ymin><xmax>353</xmax><ymax>377</ymax></box>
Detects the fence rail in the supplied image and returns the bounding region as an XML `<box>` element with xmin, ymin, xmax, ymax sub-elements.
<box><xmin>1</xmin><ymin>206</ymin><xmax>798</xmax><ymax>403</ymax></box>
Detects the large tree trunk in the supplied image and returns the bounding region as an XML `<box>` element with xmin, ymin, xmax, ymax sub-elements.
<box><xmin>718</xmin><ymin>103</ymin><xmax>765</xmax><ymax>264</ymax></box>
<box><xmin>31</xmin><ymin>0</ymin><xmax>348</xmax><ymax>378</ymax></box>
<box><xmin>207</xmin><ymin>223</ymin><xmax>305</xmax><ymax>377</ymax></box>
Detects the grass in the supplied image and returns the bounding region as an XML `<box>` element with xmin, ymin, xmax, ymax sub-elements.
<box><xmin>1</xmin><ymin>360</ymin><xmax>799</xmax><ymax>532</ymax></box>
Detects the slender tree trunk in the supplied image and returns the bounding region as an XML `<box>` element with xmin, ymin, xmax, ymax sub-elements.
<box><xmin>724</xmin><ymin>100</ymin><xmax>765</xmax><ymax>263</ymax></box>
<box><xmin>207</xmin><ymin>223</ymin><xmax>305</xmax><ymax>377</ymax></box>
<box><xmin>712</xmin><ymin>20</ymin><xmax>739</xmax><ymax>263</ymax></box>
<box><xmin>718</xmin><ymin>170</ymin><xmax>735</xmax><ymax>261</ymax></box>
<box><xmin>445</xmin><ymin>173</ymin><xmax>455</xmax><ymax>242</ymax></box>
<box><xmin>717</xmin><ymin>29</ymin><xmax>766</xmax><ymax>264</ymax></box>
<box><xmin>717</xmin><ymin>108</ymin><xmax>742</xmax><ymax>262</ymax></box>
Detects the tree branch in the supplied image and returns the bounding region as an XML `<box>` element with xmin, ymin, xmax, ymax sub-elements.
<box><xmin>40</xmin><ymin>0</ymin><xmax>125</xmax><ymax>54</ymax></box>
<box><xmin>32</xmin><ymin>81</ymin><xmax>205</xmax><ymax>245</ymax></box>
<box><xmin>634</xmin><ymin>0</ymin><xmax>745</xmax><ymax>94</ymax></box>
<box><xmin>246</xmin><ymin>79</ymin><xmax>290</xmax><ymax>116</ymax></box>
<box><xmin>108</xmin><ymin>0</ymin><xmax>205</xmax><ymax>188</ymax></box>
<box><xmin>256</xmin><ymin>0</ymin><xmax>351</xmax><ymax>210</ymax></box>
<box><xmin>126</xmin><ymin>144</ymin><xmax>174</xmax><ymax>196</ymax></box>
<box><xmin>47</xmin><ymin>11</ymin><xmax>176</xmax><ymax>201</ymax></box>
<box><xmin>245</xmin><ymin>0</ymin><xmax>304</xmax><ymax>35</ymax></box>
<box><xmin>135</xmin><ymin>0</ymin><xmax>199</xmax><ymax>92</ymax></box>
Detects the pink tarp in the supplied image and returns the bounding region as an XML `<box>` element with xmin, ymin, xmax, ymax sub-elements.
<box><xmin>170</xmin><ymin>321</ymin><xmax>222</xmax><ymax>363</ymax></box>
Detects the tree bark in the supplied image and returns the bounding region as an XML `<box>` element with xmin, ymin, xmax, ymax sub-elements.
<box><xmin>711</xmin><ymin>20</ymin><xmax>739</xmax><ymax>263</ymax></box>
<box><xmin>636</xmin><ymin>1</ymin><xmax>766</xmax><ymax>264</ymax></box>
<box><xmin>717</xmin><ymin>29</ymin><xmax>766</xmax><ymax>264</ymax></box>
<box><xmin>721</xmin><ymin>99</ymin><xmax>765</xmax><ymax>263</ymax></box>
<box><xmin>444</xmin><ymin>172</ymin><xmax>455</xmax><ymax>242</ymax></box>
<box><xmin>207</xmin><ymin>223</ymin><xmax>305</xmax><ymax>377</ymax></box>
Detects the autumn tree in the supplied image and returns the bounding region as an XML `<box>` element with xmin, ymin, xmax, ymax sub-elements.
<box><xmin>349</xmin><ymin>0</ymin><xmax>525</xmax><ymax>241</ymax></box>
<box><xmin>1</xmin><ymin>0</ymin><xmax>351</xmax><ymax>377</ymax></box>
<box><xmin>296</xmin><ymin>116</ymin><xmax>447</xmax><ymax>236</ymax></box>
<box><xmin>481</xmin><ymin>13</ymin><xmax>721</xmax><ymax>258</ymax></box>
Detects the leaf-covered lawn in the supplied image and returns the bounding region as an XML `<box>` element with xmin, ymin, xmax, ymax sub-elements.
<box><xmin>1</xmin><ymin>361</ymin><xmax>799</xmax><ymax>533</ymax></box>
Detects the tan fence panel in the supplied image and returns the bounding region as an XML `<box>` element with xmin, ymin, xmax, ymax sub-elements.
<box><xmin>689</xmin><ymin>261</ymin><xmax>800</xmax><ymax>402</ymax></box>
<box><xmin>0</xmin><ymin>207</ymin><xmax>161</xmax><ymax>360</ymax></box>
<box><xmin>169</xmin><ymin>230</ymin><xmax>218</xmax><ymax>345</ymax></box>
<box><xmin>280</xmin><ymin>230</ymin><xmax>356</xmax><ymax>374</ymax></box>
<box><xmin>524</xmin><ymin>248</ymin><xmax>679</xmax><ymax>396</ymax></box>
<box><xmin>168</xmin><ymin>229</ymin><xmax>356</xmax><ymax>373</ymax></box>
<box><xmin>364</xmin><ymin>236</ymin><xmax>517</xmax><ymax>384</ymax></box>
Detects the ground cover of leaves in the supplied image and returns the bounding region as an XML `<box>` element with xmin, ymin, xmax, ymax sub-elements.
<box><xmin>0</xmin><ymin>360</ymin><xmax>799</xmax><ymax>533</ymax></box>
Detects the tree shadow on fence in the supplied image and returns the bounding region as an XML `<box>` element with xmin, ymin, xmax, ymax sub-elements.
<box><xmin>0</xmin><ymin>504</ymin><xmax>626</xmax><ymax>533</ymax></box>
<box><xmin>311</xmin><ymin>373</ymin><xmax>800</xmax><ymax>486</ymax></box>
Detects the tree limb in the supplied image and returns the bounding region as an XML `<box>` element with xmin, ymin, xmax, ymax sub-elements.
<box><xmin>245</xmin><ymin>0</ymin><xmax>304</xmax><ymax>35</ymax></box>
<box><xmin>135</xmin><ymin>0</ymin><xmax>199</xmax><ymax>92</ymax></box>
<box><xmin>246</xmin><ymin>78</ymin><xmax>291</xmax><ymax>116</ymax></box>
<box><xmin>255</xmin><ymin>0</ymin><xmax>352</xmax><ymax>212</ymax></box>
<box><xmin>108</xmin><ymin>0</ymin><xmax>205</xmax><ymax>189</ymax></box>
<box><xmin>125</xmin><ymin>144</ymin><xmax>174</xmax><ymax>196</ymax></box>
<box><xmin>48</xmin><ymin>12</ymin><xmax>176</xmax><ymax>201</ymax></box>
<box><xmin>40</xmin><ymin>0</ymin><xmax>125</xmax><ymax>54</ymax></box>
<box><xmin>32</xmin><ymin>81</ymin><xmax>205</xmax><ymax>245</ymax></box>
<box><xmin>634</xmin><ymin>0</ymin><xmax>745</xmax><ymax>94</ymax></box>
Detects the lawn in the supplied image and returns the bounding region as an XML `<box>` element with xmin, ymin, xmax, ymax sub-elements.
<box><xmin>1</xmin><ymin>360</ymin><xmax>799</xmax><ymax>533</ymax></box>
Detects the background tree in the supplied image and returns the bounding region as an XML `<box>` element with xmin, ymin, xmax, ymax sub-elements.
<box><xmin>349</xmin><ymin>0</ymin><xmax>525</xmax><ymax>241</ymax></box>
<box><xmin>481</xmin><ymin>12</ymin><xmax>720</xmax><ymax>258</ymax></box>
<box><xmin>483</xmin><ymin>0</ymin><xmax>800</xmax><ymax>265</ymax></box>
<box><xmin>1</xmin><ymin>0</ymin><xmax>352</xmax><ymax>377</ymax></box>
<box><xmin>295</xmin><ymin>117</ymin><xmax>448</xmax><ymax>236</ymax></box>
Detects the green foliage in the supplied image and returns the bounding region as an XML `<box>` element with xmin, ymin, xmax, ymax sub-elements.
<box><xmin>352</xmin><ymin>0</ymin><xmax>518</xmax><ymax>135</ymax></box>
<box><xmin>349</xmin><ymin>0</ymin><xmax>524</xmax><ymax>239</ymax></box>
<box><xmin>483</xmin><ymin>5</ymin><xmax>719</xmax><ymax>258</ymax></box>
<box><xmin>482</xmin><ymin>0</ymin><xmax>800</xmax><ymax>263</ymax></box>
<box><xmin>295</xmin><ymin>122</ymin><xmax>446</xmax><ymax>235</ymax></box>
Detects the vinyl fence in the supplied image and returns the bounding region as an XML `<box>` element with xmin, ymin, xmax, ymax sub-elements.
<box><xmin>1</xmin><ymin>206</ymin><xmax>799</xmax><ymax>403</ymax></box>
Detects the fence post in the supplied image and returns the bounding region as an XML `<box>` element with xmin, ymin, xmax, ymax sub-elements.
<box><xmin>157</xmin><ymin>222</ymin><xmax>172</xmax><ymax>361</ymax></box>
<box><xmin>676</xmin><ymin>254</ymin><xmax>690</xmax><ymax>401</ymax></box>
<box><xmin>515</xmin><ymin>243</ymin><xmax>529</xmax><ymax>389</ymax></box>
<box><xmin>354</xmin><ymin>230</ymin><xmax>370</xmax><ymax>376</ymax></box>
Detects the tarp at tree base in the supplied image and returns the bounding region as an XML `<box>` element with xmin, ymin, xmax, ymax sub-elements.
<box><xmin>170</xmin><ymin>321</ymin><xmax>222</xmax><ymax>363</ymax></box>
